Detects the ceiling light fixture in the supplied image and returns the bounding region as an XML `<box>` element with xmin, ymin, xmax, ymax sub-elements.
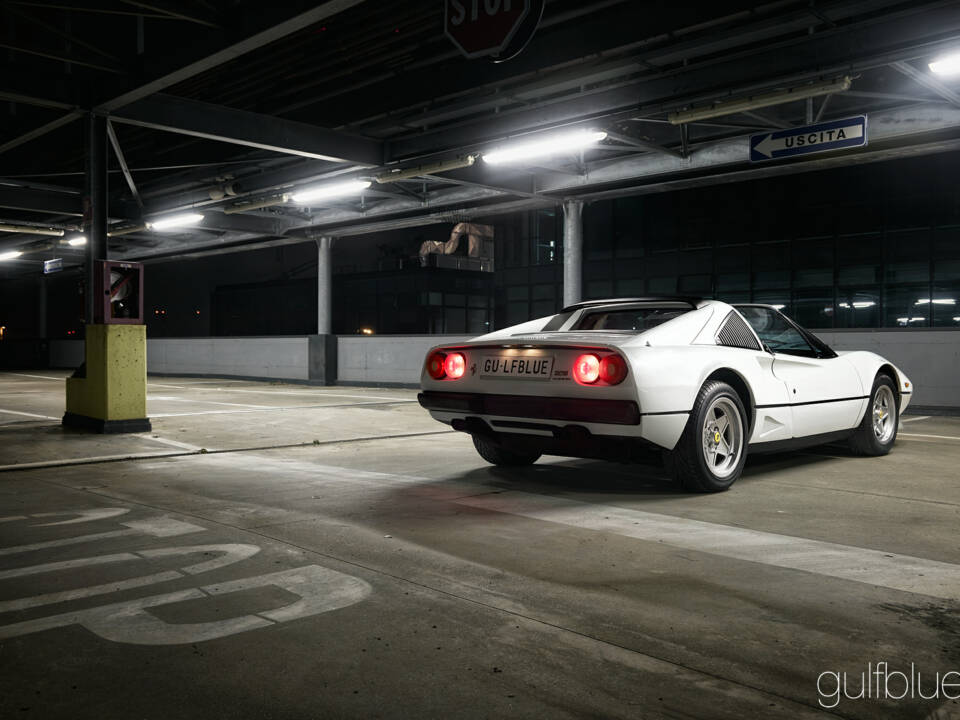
<box><xmin>66</xmin><ymin>235</ymin><xmax>87</xmax><ymax>246</ymax></box>
<box><xmin>0</xmin><ymin>250</ymin><xmax>23</xmax><ymax>261</ymax></box>
<box><xmin>668</xmin><ymin>76</ymin><xmax>852</xmax><ymax>125</ymax></box>
<box><xmin>929</xmin><ymin>52</ymin><xmax>960</xmax><ymax>76</ymax></box>
<box><xmin>289</xmin><ymin>180</ymin><xmax>371</xmax><ymax>204</ymax></box>
<box><xmin>915</xmin><ymin>298</ymin><xmax>956</xmax><ymax>305</ymax></box>
<box><xmin>376</xmin><ymin>155</ymin><xmax>477</xmax><ymax>183</ymax></box>
<box><xmin>148</xmin><ymin>213</ymin><xmax>204</xmax><ymax>231</ymax></box>
<box><xmin>483</xmin><ymin>130</ymin><xmax>608</xmax><ymax>165</ymax></box>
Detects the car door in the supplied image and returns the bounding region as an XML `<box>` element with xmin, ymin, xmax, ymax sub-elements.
<box><xmin>736</xmin><ymin>306</ymin><xmax>865</xmax><ymax>438</ymax></box>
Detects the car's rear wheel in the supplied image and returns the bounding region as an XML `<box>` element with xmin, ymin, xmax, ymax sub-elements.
<box><xmin>472</xmin><ymin>434</ymin><xmax>541</xmax><ymax>466</ymax></box>
<box><xmin>849</xmin><ymin>375</ymin><xmax>898</xmax><ymax>456</ymax></box>
<box><xmin>671</xmin><ymin>381</ymin><xmax>748</xmax><ymax>492</ymax></box>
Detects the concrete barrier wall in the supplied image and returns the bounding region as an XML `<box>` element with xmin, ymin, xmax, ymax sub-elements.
<box><xmin>147</xmin><ymin>337</ymin><xmax>311</xmax><ymax>380</ymax></box>
<box><xmin>814</xmin><ymin>330</ymin><xmax>959</xmax><ymax>410</ymax></box>
<box><xmin>49</xmin><ymin>339</ymin><xmax>84</xmax><ymax>369</ymax></box>
<box><xmin>337</xmin><ymin>335</ymin><xmax>471</xmax><ymax>384</ymax></box>
<box><xmin>45</xmin><ymin>331</ymin><xmax>959</xmax><ymax>408</ymax></box>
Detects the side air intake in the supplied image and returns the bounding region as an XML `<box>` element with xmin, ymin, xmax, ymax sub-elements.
<box><xmin>717</xmin><ymin>311</ymin><xmax>761</xmax><ymax>351</ymax></box>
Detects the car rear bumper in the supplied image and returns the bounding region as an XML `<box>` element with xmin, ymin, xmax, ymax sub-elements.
<box><xmin>417</xmin><ymin>391</ymin><xmax>641</xmax><ymax>425</ymax></box>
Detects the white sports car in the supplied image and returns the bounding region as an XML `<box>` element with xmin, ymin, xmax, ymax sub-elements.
<box><xmin>418</xmin><ymin>297</ymin><xmax>913</xmax><ymax>492</ymax></box>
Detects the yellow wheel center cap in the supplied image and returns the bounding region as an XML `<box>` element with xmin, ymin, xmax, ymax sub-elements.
<box><xmin>714</xmin><ymin>431</ymin><xmax>721</xmax><ymax>444</ymax></box>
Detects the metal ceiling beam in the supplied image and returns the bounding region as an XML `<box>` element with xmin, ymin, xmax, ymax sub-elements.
<box><xmin>110</xmin><ymin>94</ymin><xmax>383</xmax><ymax>166</ymax></box>
<box><xmin>603</xmin><ymin>131</ymin><xmax>682</xmax><ymax>159</ymax></box>
<box><xmin>0</xmin><ymin>91</ymin><xmax>74</xmax><ymax>111</ymax></box>
<box><xmin>0</xmin><ymin>111</ymin><xmax>82</xmax><ymax>157</ymax></box>
<box><xmin>532</xmin><ymin>104</ymin><xmax>960</xmax><ymax>196</ymax></box>
<box><xmin>106</xmin><ymin>120</ymin><xmax>142</xmax><ymax>208</ymax></box>
<box><xmin>107</xmin><ymin>101</ymin><xmax>960</xmax><ymax>261</ymax></box>
<box><xmin>345</xmin><ymin>0</ymin><xmax>908</xmax><ymax>134</ymax></box>
<box><xmin>890</xmin><ymin>61</ymin><xmax>960</xmax><ymax>108</ymax></box>
<box><xmin>97</xmin><ymin>0</ymin><xmax>367</xmax><ymax>112</ymax></box>
<box><xmin>0</xmin><ymin>187</ymin><xmax>82</xmax><ymax>216</ymax></box>
<box><xmin>386</xmin><ymin>2</ymin><xmax>960</xmax><ymax>159</ymax></box>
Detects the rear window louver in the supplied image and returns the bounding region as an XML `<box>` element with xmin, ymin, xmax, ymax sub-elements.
<box><xmin>717</xmin><ymin>311</ymin><xmax>761</xmax><ymax>351</ymax></box>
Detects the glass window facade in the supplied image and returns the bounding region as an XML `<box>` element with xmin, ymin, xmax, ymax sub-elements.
<box><xmin>493</xmin><ymin>153</ymin><xmax>960</xmax><ymax>330</ymax></box>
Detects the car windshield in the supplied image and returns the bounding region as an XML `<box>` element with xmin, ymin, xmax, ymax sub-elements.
<box><xmin>572</xmin><ymin>307</ymin><xmax>688</xmax><ymax>332</ymax></box>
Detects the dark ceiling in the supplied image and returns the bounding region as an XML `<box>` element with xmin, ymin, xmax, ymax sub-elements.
<box><xmin>2</xmin><ymin>0</ymin><xmax>960</xmax><ymax>273</ymax></box>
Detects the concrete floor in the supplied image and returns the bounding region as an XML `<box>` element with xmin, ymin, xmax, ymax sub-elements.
<box><xmin>1</xmin><ymin>370</ymin><xmax>959</xmax><ymax>719</ymax></box>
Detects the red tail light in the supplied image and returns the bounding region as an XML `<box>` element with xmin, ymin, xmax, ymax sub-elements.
<box><xmin>599</xmin><ymin>354</ymin><xmax>628</xmax><ymax>385</ymax></box>
<box><xmin>444</xmin><ymin>352</ymin><xmax>466</xmax><ymax>379</ymax></box>
<box><xmin>573</xmin><ymin>354</ymin><xmax>601</xmax><ymax>384</ymax></box>
<box><xmin>426</xmin><ymin>351</ymin><xmax>446</xmax><ymax>379</ymax></box>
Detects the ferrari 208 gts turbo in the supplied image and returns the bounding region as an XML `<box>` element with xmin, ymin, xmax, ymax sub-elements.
<box><xmin>417</xmin><ymin>297</ymin><xmax>912</xmax><ymax>492</ymax></box>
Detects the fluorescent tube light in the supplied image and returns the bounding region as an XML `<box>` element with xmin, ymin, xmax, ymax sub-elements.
<box><xmin>289</xmin><ymin>180</ymin><xmax>371</xmax><ymax>204</ymax></box>
<box><xmin>915</xmin><ymin>298</ymin><xmax>956</xmax><ymax>305</ymax></box>
<box><xmin>930</xmin><ymin>53</ymin><xmax>960</xmax><ymax>76</ymax></box>
<box><xmin>0</xmin><ymin>250</ymin><xmax>23</xmax><ymax>261</ymax></box>
<box><xmin>148</xmin><ymin>213</ymin><xmax>204</xmax><ymax>230</ymax></box>
<box><xmin>668</xmin><ymin>76</ymin><xmax>851</xmax><ymax>125</ymax></box>
<box><xmin>66</xmin><ymin>235</ymin><xmax>87</xmax><ymax>246</ymax></box>
<box><xmin>483</xmin><ymin>130</ymin><xmax>608</xmax><ymax>165</ymax></box>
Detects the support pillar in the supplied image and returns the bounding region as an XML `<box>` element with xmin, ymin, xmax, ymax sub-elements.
<box><xmin>37</xmin><ymin>275</ymin><xmax>47</xmax><ymax>340</ymax></box>
<box><xmin>562</xmin><ymin>199</ymin><xmax>583</xmax><ymax>308</ymax></box>
<box><xmin>84</xmin><ymin>112</ymin><xmax>107</xmax><ymax>325</ymax></box>
<box><xmin>316</xmin><ymin>236</ymin><xmax>333</xmax><ymax>335</ymax></box>
<box><xmin>64</xmin><ymin>114</ymin><xmax>150</xmax><ymax>433</ymax></box>
<box><xmin>309</xmin><ymin>236</ymin><xmax>337</xmax><ymax>385</ymax></box>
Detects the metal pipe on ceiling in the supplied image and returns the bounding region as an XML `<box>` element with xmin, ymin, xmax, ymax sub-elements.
<box><xmin>0</xmin><ymin>223</ymin><xmax>64</xmax><ymax>236</ymax></box>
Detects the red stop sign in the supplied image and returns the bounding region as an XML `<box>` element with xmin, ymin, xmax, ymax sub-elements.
<box><xmin>445</xmin><ymin>0</ymin><xmax>531</xmax><ymax>59</ymax></box>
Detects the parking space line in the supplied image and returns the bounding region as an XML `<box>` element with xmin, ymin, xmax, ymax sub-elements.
<box><xmin>0</xmin><ymin>408</ymin><xmax>59</xmax><ymax>420</ymax></box>
<box><xmin>899</xmin><ymin>432</ymin><xmax>960</xmax><ymax>441</ymax></box>
<box><xmin>0</xmin><ymin>372</ymin><xmax>62</xmax><ymax>381</ymax></box>
<box><xmin>456</xmin><ymin>491</ymin><xmax>960</xmax><ymax>600</ymax></box>
<box><xmin>138</xmin><ymin>434</ymin><xmax>206</xmax><ymax>451</ymax></box>
<box><xmin>901</xmin><ymin>416</ymin><xmax>930</xmax><ymax>423</ymax></box>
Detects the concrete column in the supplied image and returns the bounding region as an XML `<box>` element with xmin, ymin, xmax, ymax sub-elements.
<box><xmin>316</xmin><ymin>236</ymin><xmax>334</xmax><ymax>334</ymax></box>
<box><xmin>37</xmin><ymin>276</ymin><xmax>47</xmax><ymax>339</ymax></box>
<box><xmin>562</xmin><ymin>199</ymin><xmax>583</xmax><ymax>308</ymax></box>
<box><xmin>84</xmin><ymin>112</ymin><xmax>107</xmax><ymax>325</ymax></box>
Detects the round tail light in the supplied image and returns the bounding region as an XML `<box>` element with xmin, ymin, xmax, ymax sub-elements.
<box><xmin>599</xmin><ymin>354</ymin><xmax>628</xmax><ymax>385</ymax></box>
<box><xmin>444</xmin><ymin>352</ymin><xmax>466</xmax><ymax>379</ymax></box>
<box><xmin>426</xmin><ymin>351</ymin><xmax>446</xmax><ymax>379</ymax></box>
<box><xmin>573</xmin><ymin>353</ymin><xmax>601</xmax><ymax>384</ymax></box>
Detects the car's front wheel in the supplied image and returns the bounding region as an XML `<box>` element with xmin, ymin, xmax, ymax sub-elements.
<box><xmin>671</xmin><ymin>381</ymin><xmax>748</xmax><ymax>492</ymax></box>
<box><xmin>472</xmin><ymin>434</ymin><xmax>541</xmax><ymax>466</ymax></box>
<box><xmin>849</xmin><ymin>374</ymin><xmax>898</xmax><ymax>456</ymax></box>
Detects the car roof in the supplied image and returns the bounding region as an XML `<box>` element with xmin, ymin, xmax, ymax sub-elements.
<box><xmin>560</xmin><ymin>296</ymin><xmax>702</xmax><ymax>313</ymax></box>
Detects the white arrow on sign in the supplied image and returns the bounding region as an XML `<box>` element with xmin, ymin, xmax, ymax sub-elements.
<box><xmin>754</xmin><ymin>122</ymin><xmax>864</xmax><ymax>158</ymax></box>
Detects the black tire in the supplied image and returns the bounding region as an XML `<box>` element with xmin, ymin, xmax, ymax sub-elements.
<box><xmin>849</xmin><ymin>375</ymin><xmax>899</xmax><ymax>456</ymax></box>
<box><xmin>670</xmin><ymin>381</ymin><xmax>749</xmax><ymax>493</ymax></box>
<box><xmin>472</xmin><ymin>434</ymin><xmax>541</xmax><ymax>466</ymax></box>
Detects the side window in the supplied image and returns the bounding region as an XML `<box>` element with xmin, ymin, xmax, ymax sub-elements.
<box><xmin>736</xmin><ymin>306</ymin><xmax>817</xmax><ymax>357</ymax></box>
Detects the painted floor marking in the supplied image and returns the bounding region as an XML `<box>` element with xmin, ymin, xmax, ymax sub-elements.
<box><xmin>0</xmin><ymin>408</ymin><xmax>58</xmax><ymax>420</ymax></box>
<box><xmin>902</xmin><ymin>416</ymin><xmax>930</xmax><ymax>423</ymax></box>
<box><xmin>0</xmin><ymin>517</ymin><xmax>204</xmax><ymax>556</ymax></box>
<box><xmin>32</xmin><ymin>508</ymin><xmax>130</xmax><ymax>526</ymax></box>
<box><xmin>0</xmin><ymin>544</ymin><xmax>260</xmax><ymax>613</ymax></box>
<box><xmin>0</xmin><ymin>372</ymin><xmax>62</xmax><ymax>381</ymax></box>
<box><xmin>0</xmin><ymin>564</ymin><xmax>372</xmax><ymax>645</ymax></box>
<box><xmin>138</xmin><ymin>434</ymin><xmax>207</xmax><ymax>452</ymax></box>
<box><xmin>456</xmin><ymin>491</ymin><xmax>960</xmax><ymax>601</ymax></box>
<box><xmin>900</xmin><ymin>432</ymin><xmax>960</xmax><ymax>441</ymax></box>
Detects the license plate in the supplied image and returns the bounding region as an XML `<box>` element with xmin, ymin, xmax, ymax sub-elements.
<box><xmin>480</xmin><ymin>355</ymin><xmax>554</xmax><ymax>380</ymax></box>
